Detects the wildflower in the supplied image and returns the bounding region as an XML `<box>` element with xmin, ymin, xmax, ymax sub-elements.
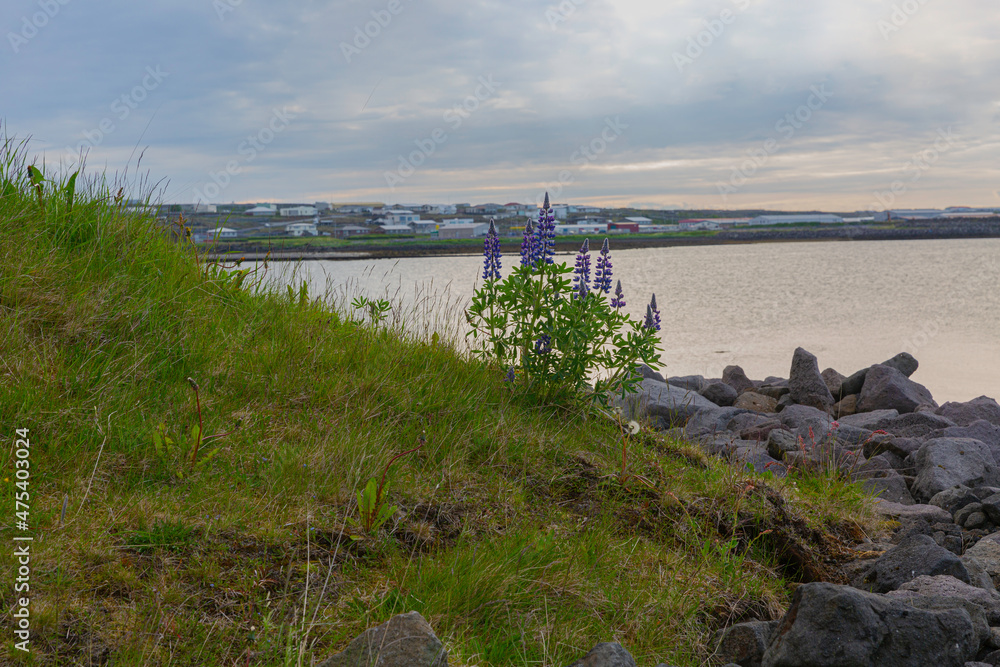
<box><xmin>572</xmin><ymin>239</ymin><xmax>591</xmax><ymax>298</ymax></box>
<box><xmin>533</xmin><ymin>193</ymin><xmax>556</xmax><ymax>265</ymax></box>
<box><xmin>534</xmin><ymin>334</ymin><xmax>552</xmax><ymax>355</ymax></box>
<box><xmin>649</xmin><ymin>293</ymin><xmax>661</xmax><ymax>330</ymax></box>
<box><xmin>520</xmin><ymin>219</ymin><xmax>537</xmax><ymax>268</ymax></box>
<box><xmin>482</xmin><ymin>219</ymin><xmax>501</xmax><ymax>281</ymax></box>
<box><xmin>611</xmin><ymin>280</ymin><xmax>625</xmax><ymax>309</ymax></box>
<box><xmin>593</xmin><ymin>238</ymin><xmax>613</xmax><ymax>293</ymax></box>
<box><xmin>643</xmin><ymin>304</ymin><xmax>656</xmax><ymax>330</ymax></box>
<box><xmin>503</xmin><ymin>366</ymin><xmax>515</xmax><ymax>382</ymax></box>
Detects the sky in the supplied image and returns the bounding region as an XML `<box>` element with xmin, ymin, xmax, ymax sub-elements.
<box><xmin>3</xmin><ymin>0</ymin><xmax>1000</xmax><ymax>211</ymax></box>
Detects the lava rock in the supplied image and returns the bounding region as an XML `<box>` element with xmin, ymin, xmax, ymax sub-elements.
<box><xmin>760</xmin><ymin>581</ymin><xmax>978</xmax><ymax>666</ymax></box>
<box><xmin>821</xmin><ymin>367</ymin><xmax>846</xmax><ymax>399</ymax></box>
<box><xmin>833</xmin><ymin>394</ymin><xmax>858</xmax><ymax>416</ymax></box>
<box><xmin>723</xmin><ymin>365</ymin><xmax>756</xmax><ymax>395</ymax></box>
<box><xmin>937</xmin><ymin>397</ymin><xmax>1000</xmax><ymax>428</ymax></box>
<box><xmin>318</xmin><ymin>611</ymin><xmax>448</xmax><ymax>667</ymax></box>
<box><xmin>565</xmin><ymin>642</ymin><xmax>637</xmax><ymax>667</ymax></box>
<box><xmin>701</xmin><ymin>381</ymin><xmax>738</xmax><ymax>407</ymax></box>
<box><xmin>874</xmin><ymin>500</ymin><xmax>953</xmax><ymax>524</ymax></box>
<box><xmin>734</xmin><ymin>391</ymin><xmax>779</xmax><ymax>413</ymax></box>
<box><xmin>864</xmin><ymin>533</ymin><xmax>971</xmax><ymax>593</ymax></box>
<box><xmin>617</xmin><ymin>379</ymin><xmax>719</xmax><ymax>427</ymax></box>
<box><xmin>684</xmin><ymin>407</ymin><xmax>751</xmax><ymax>438</ymax></box>
<box><xmin>635</xmin><ymin>364</ymin><xmax>665</xmax><ymax>383</ymax></box>
<box><xmin>857</xmin><ymin>364</ymin><xmax>937</xmax><ymax>414</ymax></box>
<box><xmin>930</xmin><ymin>486</ymin><xmax>982</xmax><ymax>516</ymax></box>
<box><xmin>788</xmin><ymin>347</ymin><xmax>835</xmax><ymax>412</ymax></box>
<box><xmin>887</xmin><ymin>574</ymin><xmax>1000</xmax><ymax>623</ymax></box>
<box><xmin>667</xmin><ymin>375</ymin><xmax>706</xmax><ymax>392</ymax></box>
<box><xmin>714</xmin><ymin>620</ymin><xmax>776</xmax><ymax>667</ymax></box>
<box><xmin>912</xmin><ymin>438</ymin><xmax>1000</xmax><ymax>502</ymax></box>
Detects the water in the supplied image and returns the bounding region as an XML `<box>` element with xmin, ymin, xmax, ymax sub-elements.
<box><xmin>257</xmin><ymin>238</ymin><xmax>1000</xmax><ymax>403</ymax></box>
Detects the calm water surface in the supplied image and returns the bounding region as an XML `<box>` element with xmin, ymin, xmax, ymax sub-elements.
<box><xmin>261</xmin><ymin>238</ymin><xmax>999</xmax><ymax>403</ymax></box>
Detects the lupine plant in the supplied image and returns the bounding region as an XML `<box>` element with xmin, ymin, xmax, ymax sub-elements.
<box><xmin>467</xmin><ymin>194</ymin><xmax>663</xmax><ymax>406</ymax></box>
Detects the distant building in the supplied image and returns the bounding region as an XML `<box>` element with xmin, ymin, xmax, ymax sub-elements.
<box><xmin>197</xmin><ymin>227</ymin><xmax>238</xmax><ymax>241</ymax></box>
<box><xmin>379</xmin><ymin>224</ymin><xmax>413</xmax><ymax>235</ymax></box>
<box><xmin>874</xmin><ymin>209</ymin><xmax>943</xmax><ymax>221</ymax></box>
<box><xmin>554</xmin><ymin>223</ymin><xmax>608</xmax><ymax>235</ymax></box>
<box><xmin>332</xmin><ymin>224</ymin><xmax>371</xmax><ymax>238</ymax></box>
<box><xmin>182</xmin><ymin>203</ymin><xmax>217</xmax><ymax>214</ymax></box>
<box><xmin>437</xmin><ymin>223</ymin><xmax>489</xmax><ymax>239</ymax></box>
<box><xmin>608</xmin><ymin>221</ymin><xmax>639</xmax><ymax>233</ymax></box>
<box><xmin>314</xmin><ymin>202</ymin><xmax>332</xmax><ymax>212</ymax></box>
<box><xmin>751</xmin><ymin>214</ymin><xmax>844</xmax><ymax>225</ymax></box>
<box><xmin>678</xmin><ymin>219</ymin><xmax>720</xmax><ymax>231</ymax></box>
<box><xmin>246</xmin><ymin>205</ymin><xmax>278</xmax><ymax>217</ymax></box>
<box><xmin>384</xmin><ymin>210</ymin><xmax>419</xmax><ymax>224</ymax></box>
<box><xmin>412</xmin><ymin>220</ymin><xmax>439</xmax><ymax>234</ymax></box>
<box><xmin>639</xmin><ymin>224</ymin><xmax>680</xmax><ymax>233</ymax></box>
<box><xmin>280</xmin><ymin>206</ymin><xmax>318</xmax><ymax>217</ymax></box>
<box><xmin>337</xmin><ymin>205</ymin><xmax>374</xmax><ymax>214</ymax></box>
<box><xmin>286</xmin><ymin>222</ymin><xmax>318</xmax><ymax>237</ymax></box>
<box><xmin>624</xmin><ymin>216</ymin><xmax>652</xmax><ymax>224</ymax></box>
<box><xmin>441</xmin><ymin>218</ymin><xmax>475</xmax><ymax>225</ymax></box>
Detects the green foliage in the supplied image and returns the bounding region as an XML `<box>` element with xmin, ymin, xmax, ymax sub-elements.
<box><xmin>467</xmin><ymin>244</ymin><xmax>661</xmax><ymax>407</ymax></box>
<box><xmin>351</xmin><ymin>295</ymin><xmax>392</xmax><ymax>326</ymax></box>
<box><xmin>352</xmin><ymin>477</ymin><xmax>397</xmax><ymax>535</ymax></box>
<box><xmin>125</xmin><ymin>519</ymin><xmax>198</xmax><ymax>554</ymax></box>
<box><xmin>151</xmin><ymin>421</ymin><xmax>220</xmax><ymax>480</ymax></box>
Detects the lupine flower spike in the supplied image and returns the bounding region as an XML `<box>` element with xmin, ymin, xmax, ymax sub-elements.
<box><xmin>520</xmin><ymin>219</ymin><xmax>537</xmax><ymax>268</ymax></box>
<box><xmin>534</xmin><ymin>333</ymin><xmax>552</xmax><ymax>355</ymax></box>
<box><xmin>611</xmin><ymin>279</ymin><xmax>625</xmax><ymax>309</ymax></box>
<box><xmin>573</xmin><ymin>239</ymin><xmax>591</xmax><ymax>299</ymax></box>
<box><xmin>593</xmin><ymin>238</ymin><xmax>613</xmax><ymax>293</ymax></box>
<box><xmin>482</xmin><ymin>218</ymin><xmax>501</xmax><ymax>281</ymax></box>
<box><xmin>650</xmin><ymin>293</ymin><xmax>661</xmax><ymax>331</ymax></box>
<box><xmin>643</xmin><ymin>304</ymin><xmax>656</xmax><ymax>331</ymax></box>
<box><xmin>533</xmin><ymin>192</ymin><xmax>556</xmax><ymax>265</ymax></box>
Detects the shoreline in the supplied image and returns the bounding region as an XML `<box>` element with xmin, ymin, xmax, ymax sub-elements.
<box><xmin>204</xmin><ymin>219</ymin><xmax>1000</xmax><ymax>261</ymax></box>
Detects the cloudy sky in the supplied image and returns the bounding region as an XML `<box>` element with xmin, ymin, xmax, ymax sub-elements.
<box><xmin>4</xmin><ymin>0</ymin><xmax>999</xmax><ymax>210</ymax></box>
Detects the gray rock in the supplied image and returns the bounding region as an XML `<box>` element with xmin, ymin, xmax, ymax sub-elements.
<box><xmin>731</xmin><ymin>444</ymin><xmax>786</xmax><ymax>477</ymax></box>
<box><xmin>723</xmin><ymin>365</ymin><xmax>756</xmax><ymax>395</ymax></box>
<box><xmin>937</xmin><ymin>397</ymin><xmax>1000</xmax><ymax>428</ymax></box>
<box><xmin>700</xmin><ymin>381</ymin><xmax>738</xmax><ymax>407</ymax></box>
<box><xmin>778</xmin><ymin>404</ymin><xmax>833</xmax><ymax>435</ymax></box>
<box><xmin>865</xmin><ymin>533</ymin><xmax>971</xmax><ymax>593</ymax></box>
<box><xmin>929</xmin><ymin>421</ymin><xmax>1000</xmax><ymax>451</ymax></box>
<box><xmin>863</xmin><ymin>471</ymin><xmax>916</xmax><ymax>505</ymax></box>
<box><xmin>821</xmin><ymin>367</ymin><xmax>846</xmax><ymax>399</ymax></box>
<box><xmin>734</xmin><ymin>391</ymin><xmax>779</xmax><ymax>413</ymax></box>
<box><xmin>875</xmin><ymin>500</ymin><xmax>952</xmax><ymax>523</ymax></box>
<box><xmin>714</xmin><ymin>620</ymin><xmax>776</xmax><ymax>667</ymax></box>
<box><xmin>766</xmin><ymin>429</ymin><xmax>800</xmax><ymax>460</ymax></box>
<box><xmin>617</xmin><ymin>379</ymin><xmax>719</xmax><ymax>427</ymax></box>
<box><xmin>868</xmin><ymin>411</ymin><xmax>957</xmax><ymax>438</ymax></box>
<box><xmin>956</xmin><ymin>503</ymin><xmax>986</xmax><ymax>528</ymax></box>
<box><xmin>756</xmin><ymin>385</ymin><xmax>790</xmax><ymax>400</ymax></box>
<box><xmin>982</xmin><ymin>494</ymin><xmax>1000</xmax><ymax>525</ymax></box>
<box><xmin>912</xmin><ymin>438</ymin><xmax>1000</xmax><ymax>502</ymax></box>
<box><xmin>666</xmin><ymin>375</ymin><xmax>705</xmax><ymax>392</ymax></box>
<box><xmin>833</xmin><ymin>394</ymin><xmax>858</xmax><ymax>417</ymax></box>
<box><xmin>737</xmin><ymin>419</ymin><xmax>785</xmax><ymax>442</ymax></box>
<box><xmin>788</xmin><ymin>347</ymin><xmax>835</xmax><ymax>412</ymax></box>
<box><xmin>966</xmin><ymin>534</ymin><xmax>1000</xmax><ymax>588</ymax></box>
<box><xmin>565</xmin><ymin>642</ymin><xmax>636</xmax><ymax>667</ymax></box>
<box><xmin>857</xmin><ymin>364</ymin><xmax>937</xmax><ymax>414</ymax></box>
<box><xmin>838</xmin><ymin>409</ymin><xmax>900</xmax><ymax>430</ymax></box>
<box><xmin>963</xmin><ymin>555</ymin><xmax>998</xmax><ymax>591</ymax></box>
<box><xmin>318</xmin><ymin>611</ymin><xmax>447</xmax><ymax>667</ymax></box>
<box><xmin>760</xmin><ymin>581</ymin><xmax>978</xmax><ymax>667</ymax></box>
<box><xmin>684</xmin><ymin>407</ymin><xmax>750</xmax><ymax>438</ymax></box>
<box><xmin>888</xmin><ymin>574</ymin><xmax>1000</xmax><ymax>623</ymax></box>
<box><xmin>635</xmin><ymin>364</ymin><xmax>665</xmax><ymax>383</ymax></box>
<box><xmin>839</xmin><ymin>352</ymin><xmax>920</xmax><ymax>397</ymax></box>
<box><xmin>878</xmin><ymin>591</ymin><xmax>989</xmax><ymax>652</ymax></box>
<box><xmin>930</xmin><ymin>486</ymin><xmax>981</xmax><ymax>515</ymax></box>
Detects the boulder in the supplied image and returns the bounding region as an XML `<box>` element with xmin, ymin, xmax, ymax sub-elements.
<box><xmin>760</xmin><ymin>581</ymin><xmax>978</xmax><ymax>666</ymax></box>
<box><xmin>864</xmin><ymin>533</ymin><xmax>971</xmax><ymax>593</ymax></box>
<box><xmin>833</xmin><ymin>394</ymin><xmax>858</xmax><ymax>417</ymax></box>
<box><xmin>912</xmin><ymin>438</ymin><xmax>1000</xmax><ymax>502</ymax></box>
<box><xmin>565</xmin><ymin>642</ymin><xmax>636</xmax><ymax>667</ymax></box>
<box><xmin>862</xmin><ymin>471</ymin><xmax>916</xmax><ymax>505</ymax></box>
<box><xmin>788</xmin><ymin>348</ymin><xmax>835</xmax><ymax>412</ymax></box>
<box><xmin>635</xmin><ymin>364</ymin><xmax>665</xmax><ymax>383</ymax></box>
<box><xmin>734</xmin><ymin>392</ymin><xmax>779</xmax><ymax>413</ymax></box>
<box><xmin>684</xmin><ymin>407</ymin><xmax>750</xmax><ymax>438</ymax></box>
<box><xmin>714</xmin><ymin>620</ymin><xmax>776</xmax><ymax>667</ymax></box>
<box><xmin>318</xmin><ymin>611</ymin><xmax>447</xmax><ymax>667</ymax></box>
<box><xmin>965</xmin><ymin>533</ymin><xmax>1000</xmax><ymax>588</ymax></box>
<box><xmin>874</xmin><ymin>500</ymin><xmax>952</xmax><ymax>524</ymax></box>
<box><xmin>667</xmin><ymin>375</ymin><xmax>705</xmax><ymax>392</ymax></box>
<box><xmin>887</xmin><ymin>574</ymin><xmax>1000</xmax><ymax>624</ymax></box>
<box><xmin>617</xmin><ymin>379</ymin><xmax>719</xmax><ymax>427</ymax></box>
<box><xmin>869</xmin><ymin>411</ymin><xmax>959</xmax><ymax>439</ymax></box>
<box><xmin>928</xmin><ymin>421</ymin><xmax>1000</xmax><ymax>451</ymax></box>
<box><xmin>840</xmin><ymin>352</ymin><xmax>920</xmax><ymax>397</ymax></box>
<box><xmin>778</xmin><ymin>404</ymin><xmax>833</xmax><ymax>438</ymax></box>
<box><xmin>937</xmin><ymin>397</ymin><xmax>1000</xmax><ymax>428</ymax></box>
<box><xmin>929</xmin><ymin>486</ymin><xmax>982</xmax><ymax>515</ymax></box>
<box><xmin>738</xmin><ymin>419</ymin><xmax>785</xmax><ymax>442</ymax></box>
<box><xmin>700</xmin><ymin>381</ymin><xmax>738</xmax><ymax>407</ymax></box>
<box><xmin>857</xmin><ymin>364</ymin><xmax>937</xmax><ymax>414</ymax></box>
<box><xmin>982</xmin><ymin>494</ymin><xmax>1000</xmax><ymax>525</ymax></box>
<box><xmin>821</xmin><ymin>367</ymin><xmax>846</xmax><ymax>399</ymax></box>
<box><xmin>731</xmin><ymin>443</ymin><xmax>786</xmax><ymax>477</ymax></box>
<box><xmin>723</xmin><ymin>365</ymin><xmax>756</xmax><ymax>395</ymax></box>
<box><xmin>838</xmin><ymin>409</ymin><xmax>900</xmax><ymax>430</ymax></box>
<box><xmin>767</xmin><ymin>429</ymin><xmax>800</xmax><ymax>460</ymax></box>
<box><xmin>756</xmin><ymin>385</ymin><xmax>790</xmax><ymax>400</ymax></box>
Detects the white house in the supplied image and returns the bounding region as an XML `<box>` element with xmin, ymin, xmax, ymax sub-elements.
<box><xmin>412</xmin><ymin>220</ymin><xmax>439</xmax><ymax>234</ymax></box>
<box><xmin>246</xmin><ymin>205</ymin><xmax>278</xmax><ymax>217</ymax></box>
<box><xmin>441</xmin><ymin>218</ymin><xmax>475</xmax><ymax>225</ymax></box>
<box><xmin>554</xmin><ymin>223</ymin><xmax>608</xmax><ymax>235</ymax></box>
<box><xmin>205</xmin><ymin>227</ymin><xmax>238</xmax><ymax>240</ymax></box>
<box><xmin>379</xmin><ymin>224</ymin><xmax>413</xmax><ymax>234</ymax></box>
<box><xmin>280</xmin><ymin>206</ymin><xmax>319</xmax><ymax>217</ymax></box>
<box><xmin>286</xmin><ymin>222</ymin><xmax>319</xmax><ymax>237</ymax></box>
<box><xmin>437</xmin><ymin>223</ymin><xmax>488</xmax><ymax>239</ymax></box>
<box><xmin>385</xmin><ymin>210</ymin><xmax>420</xmax><ymax>224</ymax></box>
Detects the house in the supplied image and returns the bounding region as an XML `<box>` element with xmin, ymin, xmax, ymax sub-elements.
<box><xmin>385</xmin><ymin>210</ymin><xmax>420</xmax><ymax>224</ymax></box>
<box><xmin>280</xmin><ymin>206</ymin><xmax>318</xmax><ymax>217</ymax></box>
<box><xmin>182</xmin><ymin>203</ymin><xmax>217</xmax><ymax>214</ymax></box>
<box><xmin>441</xmin><ymin>218</ymin><xmax>475</xmax><ymax>225</ymax></box>
<box><xmin>412</xmin><ymin>220</ymin><xmax>439</xmax><ymax>234</ymax></box>
<box><xmin>608</xmin><ymin>222</ymin><xmax>639</xmax><ymax>233</ymax></box>
<box><xmin>337</xmin><ymin>205</ymin><xmax>374</xmax><ymax>214</ymax></box>
<box><xmin>286</xmin><ymin>222</ymin><xmax>319</xmax><ymax>237</ymax></box>
<box><xmin>572</xmin><ymin>206</ymin><xmax>602</xmax><ymax>214</ymax></box>
<box><xmin>379</xmin><ymin>224</ymin><xmax>413</xmax><ymax>235</ymax></box>
<box><xmin>437</xmin><ymin>223</ymin><xmax>488</xmax><ymax>239</ymax></box>
<box><xmin>678</xmin><ymin>219</ymin><xmax>720</xmax><ymax>231</ymax></box>
<box><xmin>246</xmin><ymin>205</ymin><xmax>278</xmax><ymax>217</ymax></box>
<box><xmin>624</xmin><ymin>216</ymin><xmax>653</xmax><ymax>224</ymax></box>
<box><xmin>554</xmin><ymin>223</ymin><xmax>608</xmax><ymax>235</ymax></box>
<box><xmin>194</xmin><ymin>227</ymin><xmax>238</xmax><ymax>242</ymax></box>
<box><xmin>638</xmin><ymin>224</ymin><xmax>680</xmax><ymax>233</ymax></box>
<box><xmin>332</xmin><ymin>225</ymin><xmax>371</xmax><ymax>238</ymax></box>
<box><xmin>751</xmin><ymin>214</ymin><xmax>844</xmax><ymax>225</ymax></box>
<box><xmin>314</xmin><ymin>202</ymin><xmax>332</xmax><ymax>212</ymax></box>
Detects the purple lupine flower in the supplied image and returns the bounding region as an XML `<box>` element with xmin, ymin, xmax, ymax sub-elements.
<box><xmin>533</xmin><ymin>194</ymin><xmax>556</xmax><ymax>265</ymax></box>
<box><xmin>643</xmin><ymin>304</ymin><xmax>656</xmax><ymax>331</ymax></box>
<box><xmin>520</xmin><ymin>218</ymin><xmax>537</xmax><ymax>268</ymax></box>
<box><xmin>650</xmin><ymin>293</ymin><xmax>661</xmax><ymax>330</ymax></box>
<box><xmin>593</xmin><ymin>238</ymin><xmax>613</xmax><ymax>293</ymax></box>
<box><xmin>611</xmin><ymin>280</ymin><xmax>625</xmax><ymax>309</ymax></box>
<box><xmin>534</xmin><ymin>333</ymin><xmax>552</xmax><ymax>355</ymax></box>
<box><xmin>572</xmin><ymin>239</ymin><xmax>591</xmax><ymax>298</ymax></box>
<box><xmin>503</xmin><ymin>366</ymin><xmax>515</xmax><ymax>382</ymax></box>
<box><xmin>482</xmin><ymin>218</ymin><xmax>502</xmax><ymax>281</ymax></box>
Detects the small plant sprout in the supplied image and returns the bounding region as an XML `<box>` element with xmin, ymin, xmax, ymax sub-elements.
<box><xmin>352</xmin><ymin>438</ymin><xmax>424</xmax><ymax>536</ymax></box>
<box><xmin>151</xmin><ymin>377</ymin><xmax>239</xmax><ymax>479</ymax></box>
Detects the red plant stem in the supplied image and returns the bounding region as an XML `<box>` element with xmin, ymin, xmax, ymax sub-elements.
<box><xmin>375</xmin><ymin>442</ymin><xmax>424</xmax><ymax>509</ymax></box>
<box><xmin>188</xmin><ymin>378</ymin><xmax>203</xmax><ymax>472</ymax></box>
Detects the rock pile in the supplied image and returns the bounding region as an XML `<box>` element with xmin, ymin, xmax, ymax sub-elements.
<box><xmin>620</xmin><ymin>348</ymin><xmax>1000</xmax><ymax>665</ymax></box>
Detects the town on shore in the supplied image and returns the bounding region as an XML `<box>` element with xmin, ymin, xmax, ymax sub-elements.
<box><xmin>146</xmin><ymin>200</ymin><xmax>1000</xmax><ymax>257</ymax></box>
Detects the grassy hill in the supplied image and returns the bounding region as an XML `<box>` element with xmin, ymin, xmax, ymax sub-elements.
<box><xmin>0</xmin><ymin>143</ymin><xmax>878</xmax><ymax>666</ymax></box>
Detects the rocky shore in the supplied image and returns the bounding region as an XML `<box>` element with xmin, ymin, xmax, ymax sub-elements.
<box><xmin>318</xmin><ymin>349</ymin><xmax>1000</xmax><ymax>666</ymax></box>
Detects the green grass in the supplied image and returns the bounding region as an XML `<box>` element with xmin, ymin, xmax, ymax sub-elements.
<box><xmin>0</xmin><ymin>138</ymin><xmax>880</xmax><ymax>666</ymax></box>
